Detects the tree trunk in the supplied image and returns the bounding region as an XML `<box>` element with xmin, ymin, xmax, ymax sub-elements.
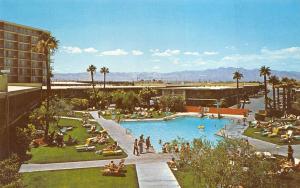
<box><xmin>283</xmin><ymin>87</ymin><xmax>286</xmax><ymax>113</ymax></box>
<box><xmin>44</xmin><ymin>52</ymin><xmax>51</xmax><ymax>140</ymax></box>
<box><xmin>287</xmin><ymin>87</ymin><xmax>291</xmax><ymax>113</ymax></box>
<box><xmin>236</xmin><ymin>79</ymin><xmax>239</xmax><ymax>109</ymax></box>
<box><xmin>272</xmin><ymin>85</ymin><xmax>276</xmax><ymax>109</ymax></box>
<box><xmin>264</xmin><ymin>75</ymin><xmax>268</xmax><ymax>111</ymax></box>
<box><xmin>104</xmin><ymin>73</ymin><xmax>106</xmax><ymax>89</ymax></box>
<box><xmin>277</xmin><ymin>87</ymin><xmax>280</xmax><ymax>110</ymax></box>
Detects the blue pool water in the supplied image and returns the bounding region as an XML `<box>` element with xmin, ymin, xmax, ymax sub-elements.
<box><xmin>121</xmin><ymin>116</ymin><xmax>233</xmax><ymax>151</ymax></box>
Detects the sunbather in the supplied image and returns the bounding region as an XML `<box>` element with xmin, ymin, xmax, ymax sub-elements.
<box><xmin>103</xmin><ymin>141</ymin><xmax>118</xmax><ymax>151</ymax></box>
<box><xmin>168</xmin><ymin>157</ymin><xmax>178</xmax><ymax>171</ymax></box>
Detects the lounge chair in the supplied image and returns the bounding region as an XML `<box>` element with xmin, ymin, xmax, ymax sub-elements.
<box><xmin>76</xmin><ymin>145</ymin><xmax>96</xmax><ymax>152</ymax></box>
<box><xmin>268</xmin><ymin>128</ymin><xmax>279</xmax><ymax>137</ymax></box>
<box><xmin>103</xmin><ymin>150</ymin><xmax>123</xmax><ymax>156</ymax></box>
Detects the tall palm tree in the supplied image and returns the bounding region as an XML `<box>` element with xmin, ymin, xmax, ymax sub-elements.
<box><xmin>33</xmin><ymin>33</ymin><xmax>59</xmax><ymax>140</ymax></box>
<box><xmin>259</xmin><ymin>66</ymin><xmax>271</xmax><ymax>111</ymax></box>
<box><xmin>276</xmin><ymin>81</ymin><xmax>281</xmax><ymax>110</ymax></box>
<box><xmin>233</xmin><ymin>71</ymin><xmax>243</xmax><ymax>108</ymax></box>
<box><xmin>286</xmin><ymin>78</ymin><xmax>297</xmax><ymax>113</ymax></box>
<box><xmin>269</xmin><ymin>75</ymin><xmax>279</xmax><ymax>109</ymax></box>
<box><xmin>281</xmin><ymin>77</ymin><xmax>289</xmax><ymax>112</ymax></box>
<box><xmin>87</xmin><ymin>64</ymin><xmax>97</xmax><ymax>95</ymax></box>
<box><xmin>100</xmin><ymin>67</ymin><xmax>109</xmax><ymax>90</ymax></box>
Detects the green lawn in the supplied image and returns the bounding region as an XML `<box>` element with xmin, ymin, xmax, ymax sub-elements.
<box><xmin>22</xmin><ymin>165</ymin><xmax>139</xmax><ymax>188</ymax></box>
<box><xmin>173</xmin><ymin>167</ymin><xmax>300</xmax><ymax>188</ymax></box>
<box><xmin>172</xmin><ymin>167</ymin><xmax>205</xmax><ymax>188</ymax></box>
<box><xmin>27</xmin><ymin>118</ymin><xmax>127</xmax><ymax>164</ymax></box>
<box><xmin>243</xmin><ymin>127</ymin><xmax>300</xmax><ymax>145</ymax></box>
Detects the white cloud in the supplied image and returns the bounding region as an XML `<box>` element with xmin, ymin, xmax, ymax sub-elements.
<box><xmin>84</xmin><ymin>47</ymin><xmax>98</xmax><ymax>53</ymax></box>
<box><xmin>132</xmin><ymin>50</ymin><xmax>144</xmax><ymax>56</ymax></box>
<box><xmin>222</xmin><ymin>47</ymin><xmax>300</xmax><ymax>63</ymax></box>
<box><xmin>172</xmin><ymin>59</ymin><xmax>180</xmax><ymax>65</ymax></box>
<box><xmin>184</xmin><ymin>51</ymin><xmax>200</xmax><ymax>56</ymax></box>
<box><xmin>62</xmin><ymin>46</ymin><xmax>82</xmax><ymax>54</ymax></box>
<box><xmin>151</xmin><ymin>49</ymin><xmax>180</xmax><ymax>57</ymax></box>
<box><xmin>151</xmin><ymin>59</ymin><xmax>161</xmax><ymax>62</ymax></box>
<box><xmin>225</xmin><ymin>45</ymin><xmax>236</xmax><ymax>50</ymax></box>
<box><xmin>153</xmin><ymin>66</ymin><xmax>160</xmax><ymax>70</ymax></box>
<box><xmin>203</xmin><ymin>51</ymin><xmax>218</xmax><ymax>56</ymax></box>
<box><xmin>98</xmin><ymin>49</ymin><xmax>128</xmax><ymax>56</ymax></box>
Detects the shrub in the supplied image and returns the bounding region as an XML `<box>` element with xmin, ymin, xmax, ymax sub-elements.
<box><xmin>70</xmin><ymin>98</ymin><xmax>89</xmax><ymax>110</ymax></box>
<box><xmin>0</xmin><ymin>154</ymin><xmax>22</xmax><ymax>188</ymax></box>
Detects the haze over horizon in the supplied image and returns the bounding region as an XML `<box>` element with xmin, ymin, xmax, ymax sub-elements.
<box><xmin>1</xmin><ymin>0</ymin><xmax>300</xmax><ymax>73</ymax></box>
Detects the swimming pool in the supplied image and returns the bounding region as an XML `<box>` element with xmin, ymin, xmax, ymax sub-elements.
<box><xmin>121</xmin><ymin>116</ymin><xmax>233</xmax><ymax>151</ymax></box>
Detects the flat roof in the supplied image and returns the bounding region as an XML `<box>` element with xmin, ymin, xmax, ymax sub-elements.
<box><xmin>42</xmin><ymin>85</ymin><xmax>163</xmax><ymax>90</ymax></box>
<box><xmin>0</xmin><ymin>20</ymin><xmax>50</xmax><ymax>33</ymax></box>
<box><xmin>162</xmin><ymin>86</ymin><xmax>237</xmax><ymax>90</ymax></box>
<box><xmin>0</xmin><ymin>86</ymin><xmax>41</xmax><ymax>95</ymax></box>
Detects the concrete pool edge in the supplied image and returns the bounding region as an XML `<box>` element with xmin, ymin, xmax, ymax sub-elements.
<box><xmin>120</xmin><ymin>112</ymin><xmax>244</xmax><ymax>122</ymax></box>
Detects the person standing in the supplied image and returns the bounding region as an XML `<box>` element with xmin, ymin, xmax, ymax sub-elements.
<box><xmin>133</xmin><ymin>139</ymin><xmax>139</xmax><ymax>156</ymax></box>
<box><xmin>138</xmin><ymin>136</ymin><xmax>144</xmax><ymax>154</ymax></box>
<box><xmin>287</xmin><ymin>144</ymin><xmax>295</xmax><ymax>164</ymax></box>
<box><xmin>146</xmin><ymin>136</ymin><xmax>151</xmax><ymax>152</ymax></box>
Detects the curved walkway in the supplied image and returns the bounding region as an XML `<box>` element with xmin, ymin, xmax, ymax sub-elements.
<box><xmin>20</xmin><ymin>111</ymin><xmax>181</xmax><ymax>188</ymax></box>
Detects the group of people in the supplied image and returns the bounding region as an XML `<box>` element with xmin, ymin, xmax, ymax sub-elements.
<box><xmin>133</xmin><ymin>134</ymin><xmax>151</xmax><ymax>156</ymax></box>
<box><xmin>102</xmin><ymin>159</ymin><xmax>126</xmax><ymax>176</ymax></box>
<box><xmin>161</xmin><ymin>142</ymin><xmax>190</xmax><ymax>155</ymax></box>
<box><xmin>86</xmin><ymin>131</ymin><xmax>109</xmax><ymax>145</ymax></box>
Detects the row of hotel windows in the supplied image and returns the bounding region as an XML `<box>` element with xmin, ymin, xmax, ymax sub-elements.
<box><xmin>2</xmin><ymin>32</ymin><xmax>39</xmax><ymax>43</ymax></box>
<box><xmin>2</xmin><ymin>68</ymin><xmax>45</xmax><ymax>76</ymax></box>
<box><xmin>0</xmin><ymin>50</ymin><xmax>44</xmax><ymax>61</ymax></box>
<box><xmin>1</xmin><ymin>59</ymin><xmax>44</xmax><ymax>68</ymax></box>
<box><xmin>3</xmin><ymin>41</ymin><xmax>31</xmax><ymax>51</ymax></box>
<box><xmin>3</xmin><ymin>24</ymin><xmax>41</xmax><ymax>36</ymax></box>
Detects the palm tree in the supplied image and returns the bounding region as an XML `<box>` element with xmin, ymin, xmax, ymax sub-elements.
<box><xmin>276</xmin><ymin>81</ymin><xmax>281</xmax><ymax>110</ymax></box>
<box><xmin>281</xmin><ymin>77</ymin><xmax>289</xmax><ymax>112</ymax></box>
<box><xmin>33</xmin><ymin>33</ymin><xmax>59</xmax><ymax>140</ymax></box>
<box><xmin>87</xmin><ymin>64</ymin><xmax>97</xmax><ymax>94</ymax></box>
<box><xmin>259</xmin><ymin>66</ymin><xmax>271</xmax><ymax>111</ymax></box>
<box><xmin>269</xmin><ymin>75</ymin><xmax>279</xmax><ymax>109</ymax></box>
<box><xmin>100</xmin><ymin>67</ymin><xmax>109</xmax><ymax>90</ymax></box>
<box><xmin>233</xmin><ymin>71</ymin><xmax>243</xmax><ymax>108</ymax></box>
<box><xmin>286</xmin><ymin>78</ymin><xmax>297</xmax><ymax>113</ymax></box>
<box><xmin>87</xmin><ymin>65</ymin><xmax>97</xmax><ymax>107</ymax></box>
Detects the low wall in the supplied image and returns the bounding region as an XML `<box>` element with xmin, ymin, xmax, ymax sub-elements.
<box><xmin>185</xmin><ymin>105</ymin><xmax>248</xmax><ymax>116</ymax></box>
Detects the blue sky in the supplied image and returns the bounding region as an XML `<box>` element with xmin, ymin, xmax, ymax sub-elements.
<box><xmin>1</xmin><ymin>0</ymin><xmax>300</xmax><ymax>73</ymax></box>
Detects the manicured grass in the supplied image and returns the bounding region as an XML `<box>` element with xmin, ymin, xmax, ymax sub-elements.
<box><xmin>172</xmin><ymin>167</ymin><xmax>205</xmax><ymax>188</ymax></box>
<box><xmin>173</xmin><ymin>167</ymin><xmax>300</xmax><ymax>188</ymax></box>
<box><xmin>27</xmin><ymin>118</ymin><xmax>127</xmax><ymax>164</ymax></box>
<box><xmin>22</xmin><ymin>165</ymin><xmax>139</xmax><ymax>188</ymax></box>
<box><xmin>243</xmin><ymin>127</ymin><xmax>300</xmax><ymax>145</ymax></box>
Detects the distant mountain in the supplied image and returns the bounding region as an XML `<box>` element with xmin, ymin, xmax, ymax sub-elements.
<box><xmin>53</xmin><ymin>67</ymin><xmax>300</xmax><ymax>82</ymax></box>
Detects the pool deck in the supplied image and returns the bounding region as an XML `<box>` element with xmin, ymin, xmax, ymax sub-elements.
<box><xmin>20</xmin><ymin>111</ymin><xmax>181</xmax><ymax>188</ymax></box>
<box><xmin>20</xmin><ymin>108</ymin><xmax>299</xmax><ymax>187</ymax></box>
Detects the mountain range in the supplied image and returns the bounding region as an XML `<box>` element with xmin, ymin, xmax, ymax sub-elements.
<box><xmin>53</xmin><ymin>67</ymin><xmax>300</xmax><ymax>82</ymax></box>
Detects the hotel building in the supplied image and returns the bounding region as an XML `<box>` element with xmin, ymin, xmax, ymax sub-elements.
<box><xmin>0</xmin><ymin>20</ymin><xmax>49</xmax><ymax>83</ymax></box>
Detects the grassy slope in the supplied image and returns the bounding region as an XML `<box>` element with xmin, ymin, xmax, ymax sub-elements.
<box><xmin>27</xmin><ymin>118</ymin><xmax>126</xmax><ymax>164</ymax></box>
<box><xmin>243</xmin><ymin>127</ymin><xmax>300</xmax><ymax>145</ymax></box>
<box><xmin>173</xmin><ymin>167</ymin><xmax>300</xmax><ymax>188</ymax></box>
<box><xmin>22</xmin><ymin>165</ymin><xmax>139</xmax><ymax>188</ymax></box>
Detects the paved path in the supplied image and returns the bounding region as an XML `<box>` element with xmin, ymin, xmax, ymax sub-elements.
<box><xmin>90</xmin><ymin>111</ymin><xmax>136</xmax><ymax>158</ymax></box>
<box><xmin>136</xmin><ymin>162</ymin><xmax>181</xmax><ymax>188</ymax></box>
<box><xmin>20</xmin><ymin>112</ymin><xmax>180</xmax><ymax>188</ymax></box>
<box><xmin>224</xmin><ymin>123</ymin><xmax>300</xmax><ymax>158</ymax></box>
